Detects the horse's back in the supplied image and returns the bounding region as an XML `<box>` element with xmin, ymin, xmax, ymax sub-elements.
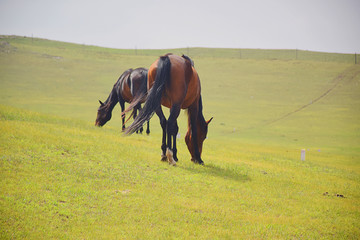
<box><xmin>130</xmin><ymin>68</ymin><xmax>147</xmax><ymax>87</ymax></box>
<box><xmin>148</xmin><ymin>55</ymin><xmax>200</xmax><ymax>109</ymax></box>
<box><xmin>119</xmin><ymin>68</ymin><xmax>148</xmax><ymax>103</ymax></box>
<box><xmin>130</xmin><ymin>68</ymin><xmax>148</xmax><ymax>101</ymax></box>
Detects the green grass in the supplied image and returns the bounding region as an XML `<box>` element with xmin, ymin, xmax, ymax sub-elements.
<box><xmin>1</xmin><ymin>105</ymin><xmax>359</xmax><ymax>239</ymax></box>
<box><xmin>1</xmin><ymin>35</ymin><xmax>360</xmax><ymax>239</ymax></box>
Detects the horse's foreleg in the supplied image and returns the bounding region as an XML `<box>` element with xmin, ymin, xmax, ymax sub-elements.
<box><xmin>155</xmin><ymin>107</ymin><xmax>167</xmax><ymax>161</ymax></box>
<box><xmin>120</xmin><ymin>99</ymin><xmax>125</xmax><ymax>131</ymax></box>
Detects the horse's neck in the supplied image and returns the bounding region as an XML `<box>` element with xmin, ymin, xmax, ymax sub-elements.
<box><xmin>104</xmin><ymin>87</ymin><xmax>118</xmax><ymax>110</ymax></box>
<box><xmin>198</xmin><ymin>95</ymin><xmax>206</xmax><ymax>121</ymax></box>
<box><xmin>188</xmin><ymin>97</ymin><xmax>206</xmax><ymax>130</ymax></box>
<box><xmin>196</xmin><ymin>111</ymin><xmax>206</xmax><ymax>129</ymax></box>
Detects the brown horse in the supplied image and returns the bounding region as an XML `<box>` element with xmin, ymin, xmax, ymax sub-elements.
<box><xmin>95</xmin><ymin>68</ymin><xmax>150</xmax><ymax>134</ymax></box>
<box><xmin>125</xmin><ymin>54</ymin><xmax>212</xmax><ymax>165</ymax></box>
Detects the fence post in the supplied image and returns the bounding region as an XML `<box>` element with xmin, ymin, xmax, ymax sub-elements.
<box><xmin>301</xmin><ymin>149</ymin><xmax>306</xmax><ymax>161</ymax></box>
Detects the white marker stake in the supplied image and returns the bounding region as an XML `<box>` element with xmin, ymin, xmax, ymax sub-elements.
<box><xmin>301</xmin><ymin>149</ymin><xmax>306</xmax><ymax>161</ymax></box>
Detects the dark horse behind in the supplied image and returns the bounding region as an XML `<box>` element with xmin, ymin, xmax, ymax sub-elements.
<box><xmin>125</xmin><ymin>54</ymin><xmax>212</xmax><ymax>165</ymax></box>
<box><xmin>95</xmin><ymin>68</ymin><xmax>150</xmax><ymax>134</ymax></box>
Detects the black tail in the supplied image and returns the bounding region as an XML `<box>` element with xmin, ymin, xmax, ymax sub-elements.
<box><xmin>125</xmin><ymin>55</ymin><xmax>171</xmax><ymax>134</ymax></box>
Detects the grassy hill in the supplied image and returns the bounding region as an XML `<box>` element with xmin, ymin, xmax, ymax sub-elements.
<box><xmin>1</xmin><ymin>35</ymin><xmax>359</xmax><ymax>238</ymax></box>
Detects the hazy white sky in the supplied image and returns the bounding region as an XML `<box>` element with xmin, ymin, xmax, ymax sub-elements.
<box><xmin>0</xmin><ymin>0</ymin><xmax>359</xmax><ymax>53</ymax></box>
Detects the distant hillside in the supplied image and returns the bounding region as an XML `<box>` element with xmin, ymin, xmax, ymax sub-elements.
<box><xmin>0</xmin><ymin>34</ymin><xmax>359</xmax><ymax>155</ymax></box>
<box><xmin>1</xmin><ymin>35</ymin><xmax>358</xmax><ymax>63</ymax></box>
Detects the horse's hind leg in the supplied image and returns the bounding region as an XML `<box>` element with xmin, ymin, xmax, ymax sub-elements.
<box><xmin>132</xmin><ymin>108</ymin><xmax>139</xmax><ymax>134</ymax></box>
<box><xmin>134</xmin><ymin>104</ymin><xmax>144</xmax><ymax>134</ymax></box>
<box><xmin>166</xmin><ymin>104</ymin><xmax>180</xmax><ymax>166</ymax></box>
<box><xmin>146</xmin><ymin>119</ymin><xmax>150</xmax><ymax>135</ymax></box>
<box><xmin>155</xmin><ymin>107</ymin><xmax>167</xmax><ymax>161</ymax></box>
<box><xmin>171</xmin><ymin>120</ymin><xmax>179</xmax><ymax>162</ymax></box>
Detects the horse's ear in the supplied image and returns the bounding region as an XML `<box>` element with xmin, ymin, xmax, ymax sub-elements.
<box><xmin>99</xmin><ymin>100</ymin><xmax>104</xmax><ymax>106</ymax></box>
<box><xmin>206</xmin><ymin>117</ymin><xmax>213</xmax><ymax>125</ymax></box>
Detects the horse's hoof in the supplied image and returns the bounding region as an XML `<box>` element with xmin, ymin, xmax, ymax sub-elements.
<box><xmin>161</xmin><ymin>154</ymin><xmax>167</xmax><ymax>162</ymax></box>
<box><xmin>191</xmin><ymin>158</ymin><xmax>204</xmax><ymax>165</ymax></box>
<box><xmin>166</xmin><ymin>148</ymin><xmax>177</xmax><ymax>166</ymax></box>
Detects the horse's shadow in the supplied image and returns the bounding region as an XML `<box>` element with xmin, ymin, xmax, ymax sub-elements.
<box><xmin>181</xmin><ymin>163</ymin><xmax>251</xmax><ymax>182</ymax></box>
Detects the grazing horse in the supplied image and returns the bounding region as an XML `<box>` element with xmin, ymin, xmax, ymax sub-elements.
<box><xmin>125</xmin><ymin>54</ymin><xmax>212</xmax><ymax>165</ymax></box>
<box><xmin>95</xmin><ymin>68</ymin><xmax>150</xmax><ymax>134</ymax></box>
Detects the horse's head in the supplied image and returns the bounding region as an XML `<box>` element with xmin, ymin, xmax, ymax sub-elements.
<box><xmin>185</xmin><ymin>117</ymin><xmax>213</xmax><ymax>161</ymax></box>
<box><xmin>95</xmin><ymin>100</ymin><xmax>112</xmax><ymax>127</ymax></box>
